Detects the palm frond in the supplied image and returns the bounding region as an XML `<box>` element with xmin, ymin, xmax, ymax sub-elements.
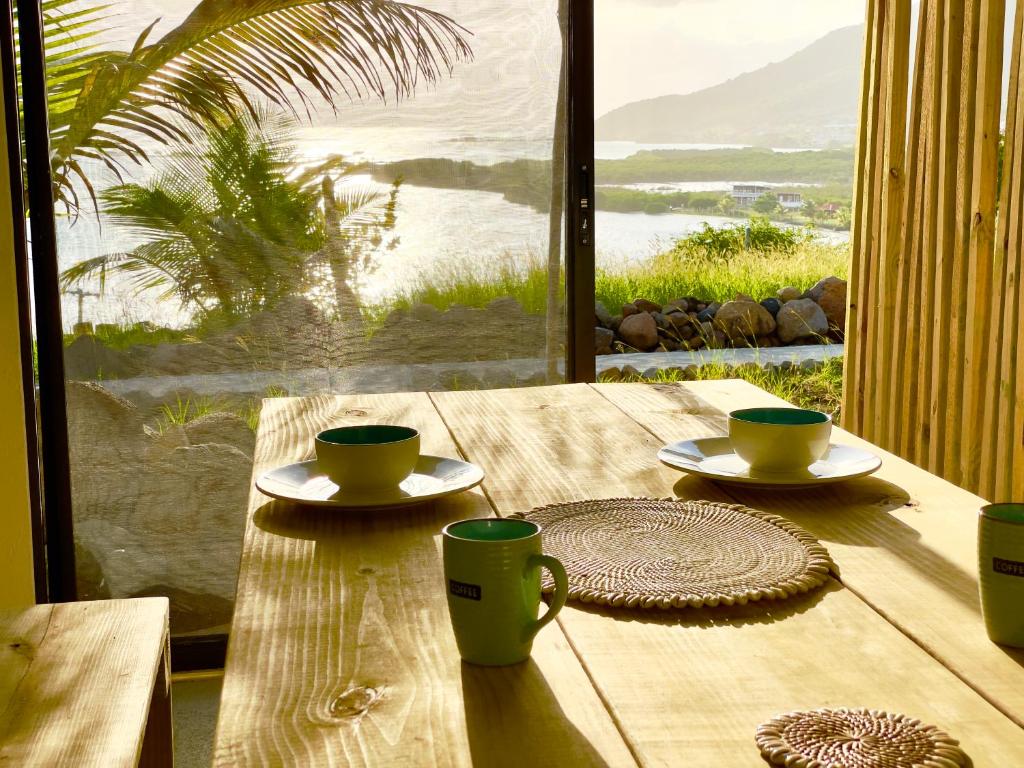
<box><xmin>49</xmin><ymin>0</ymin><xmax>472</xmax><ymax>212</ymax></box>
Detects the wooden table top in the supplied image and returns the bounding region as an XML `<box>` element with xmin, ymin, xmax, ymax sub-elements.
<box><xmin>0</xmin><ymin>598</ymin><xmax>170</xmax><ymax>767</ymax></box>
<box><xmin>214</xmin><ymin>381</ymin><xmax>1024</xmax><ymax>766</ymax></box>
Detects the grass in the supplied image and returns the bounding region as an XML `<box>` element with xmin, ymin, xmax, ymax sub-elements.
<box><xmin>596</xmin><ymin>241</ymin><xmax>848</xmax><ymax>310</ymax></box>
<box><xmin>66</xmin><ymin>323</ymin><xmax>198</xmax><ymax>350</ymax></box>
<box><xmin>151</xmin><ymin>395</ymin><xmax>218</xmax><ymax>434</ymax></box>
<box><xmin>607</xmin><ymin>355</ymin><xmax>845</xmax><ymax>422</ymax></box>
<box><xmin>366</xmin><ymin>254</ymin><xmax>556</xmax><ymax>327</ymax></box>
<box><xmin>372</xmin><ymin>239</ymin><xmax>849</xmax><ymax>325</ymax></box>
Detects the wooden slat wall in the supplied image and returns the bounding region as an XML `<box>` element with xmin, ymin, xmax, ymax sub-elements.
<box><xmin>844</xmin><ymin>0</ymin><xmax>1023</xmax><ymax>500</ymax></box>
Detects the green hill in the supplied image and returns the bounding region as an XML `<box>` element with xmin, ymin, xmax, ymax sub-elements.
<box><xmin>595</xmin><ymin>25</ymin><xmax>863</xmax><ymax>147</ymax></box>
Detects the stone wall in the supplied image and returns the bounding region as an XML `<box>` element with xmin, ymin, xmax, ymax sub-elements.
<box><xmin>595</xmin><ymin>277</ymin><xmax>847</xmax><ymax>355</ymax></box>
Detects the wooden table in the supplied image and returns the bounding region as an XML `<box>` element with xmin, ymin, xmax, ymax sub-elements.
<box><xmin>214</xmin><ymin>381</ymin><xmax>1024</xmax><ymax>766</ymax></box>
<box><xmin>0</xmin><ymin>598</ymin><xmax>172</xmax><ymax>767</ymax></box>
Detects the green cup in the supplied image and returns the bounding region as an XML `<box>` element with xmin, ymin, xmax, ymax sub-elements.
<box><xmin>978</xmin><ymin>503</ymin><xmax>1024</xmax><ymax>648</ymax></box>
<box><xmin>442</xmin><ymin>518</ymin><xmax>568</xmax><ymax>666</ymax></box>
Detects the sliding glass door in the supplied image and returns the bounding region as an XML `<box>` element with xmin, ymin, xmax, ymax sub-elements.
<box><xmin>12</xmin><ymin>0</ymin><xmax>593</xmax><ymax>665</ymax></box>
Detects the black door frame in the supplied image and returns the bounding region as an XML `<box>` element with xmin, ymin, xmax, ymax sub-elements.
<box><xmin>11</xmin><ymin>0</ymin><xmax>596</xmax><ymax>671</ymax></box>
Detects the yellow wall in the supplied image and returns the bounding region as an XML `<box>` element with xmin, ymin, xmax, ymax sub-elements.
<box><xmin>0</xmin><ymin>70</ymin><xmax>37</xmax><ymax>608</ymax></box>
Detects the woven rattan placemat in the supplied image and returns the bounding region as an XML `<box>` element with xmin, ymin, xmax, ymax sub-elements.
<box><xmin>510</xmin><ymin>497</ymin><xmax>837</xmax><ymax>609</ymax></box>
<box><xmin>755</xmin><ymin>708</ymin><xmax>969</xmax><ymax>767</ymax></box>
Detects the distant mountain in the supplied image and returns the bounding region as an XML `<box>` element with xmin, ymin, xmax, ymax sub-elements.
<box><xmin>595</xmin><ymin>25</ymin><xmax>863</xmax><ymax>147</ymax></box>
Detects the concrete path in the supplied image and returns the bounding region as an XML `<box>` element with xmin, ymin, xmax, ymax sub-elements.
<box><xmin>98</xmin><ymin>344</ymin><xmax>845</xmax><ymax>398</ymax></box>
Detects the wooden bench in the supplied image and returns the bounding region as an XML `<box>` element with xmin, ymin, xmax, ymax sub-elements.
<box><xmin>0</xmin><ymin>598</ymin><xmax>172</xmax><ymax>767</ymax></box>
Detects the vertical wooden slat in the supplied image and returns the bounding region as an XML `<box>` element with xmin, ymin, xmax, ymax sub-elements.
<box><xmin>927</xmin><ymin>0</ymin><xmax>968</xmax><ymax>478</ymax></box>
<box><xmin>870</xmin><ymin>0</ymin><xmax>912</xmax><ymax>451</ymax></box>
<box><xmin>1014</xmin><ymin>270</ymin><xmax>1024</xmax><ymax>499</ymax></box>
<box><xmin>844</xmin><ymin>0</ymin><xmax>887</xmax><ymax>438</ymax></box>
<box><xmin>994</xmin><ymin>0</ymin><xmax>1024</xmax><ymax>501</ymax></box>
<box><xmin>963</xmin><ymin>0</ymin><xmax>1009</xmax><ymax>495</ymax></box>
<box><xmin>847</xmin><ymin>0</ymin><xmax>1021</xmax><ymax>496</ymax></box>
<box><xmin>888</xmin><ymin>0</ymin><xmax>932</xmax><ymax>456</ymax></box>
<box><xmin>912</xmin><ymin>4</ymin><xmax>948</xmax><ymax>466</ymax></box>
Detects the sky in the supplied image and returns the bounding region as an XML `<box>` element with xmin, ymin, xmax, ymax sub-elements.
<box><xmin>594</xmin><ymin>0</ymin><xmax>866</xmax><ymax>115</ymax></box>
<box><xmin>95</xmin><ymin>0</ymin><xmax>869</xmax><ymax>132</ymax></box>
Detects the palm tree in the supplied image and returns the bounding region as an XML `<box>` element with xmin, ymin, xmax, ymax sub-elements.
<box><xmin>41</xmin><ymin>0</ymin><xmax>471</xmax><ymax>212</ymax></box>
<box><xmin>59</xmin><ymin>114</ymin><xmax>400</xmax><ymax>324</ymax></box>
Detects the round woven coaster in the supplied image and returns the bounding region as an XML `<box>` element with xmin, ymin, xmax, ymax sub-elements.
<box><xmin>509</xmin><ymin>498</ymin><xmax>836</xmax><ymax>609</ymax></box>
<box><xmin>755</xmin><ymin>708</ymin><xmax>969</xmax><ymax>768</ymax></box>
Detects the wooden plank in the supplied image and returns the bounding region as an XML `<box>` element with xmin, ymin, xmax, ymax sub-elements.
<box><xmin>139</xmin><ymin>634</ymin><xmax>173</xmax><ymax>768</ymax></box>
<box><xmin>888</xmin><ymin>0</ymin><xmax>931</xmax><ymax>457</ymax></box>
<box><xmin>593</xmin><ymin>380</ymin><xmax>1024</xmax><ymax>731</ymax></box>
<box><xmin>928</xmin><ymin>0</ymin><xmax>968</xmax><ymax>479</ymax></box>
<box><xmin>961</xmin><ymin>0</ymin><xmax>1006</xmax><ymax>493</ymax></box>
<box><xmin>870</xmin><ymin>0</ymin><xmax>912</xmax><ymax>450</ymax></box>
<box><xmin>911</xmin><ymin>2</ymin><xmax>948</xmax><ymax>466</ymax></box>
<box><xmin>0</xmin><ymin>598</ymin><xmax>171</xmax><ymax>767</ymax></box>
<box><xmin>431</xmin><ymin>384</ymin><xmax>1024</xmax><ymax>766</ymax></box>
<box><xmin>844</xmin><ymin>0</ymin><xmax>886</xmax><ymax>437</ymax></box>
<box><xmin>213</xmin><ymin>393</ymin><xmax>637</xmax><ymax>768</ymax></box>
<box><xmin>982</xmin><ymin>0</ymin><xmax>1023</xmax><ymax>499</ymax></box>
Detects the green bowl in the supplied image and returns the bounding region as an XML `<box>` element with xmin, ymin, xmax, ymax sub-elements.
<box><xmin>728</xmin><ymin>407</ymin><xmax>832</xmax><ymax>473</ymax></box>
<box><xmin>315</xmin><ymin>424</ymin><xmax>420</xmax><ymax>490</ymax></box>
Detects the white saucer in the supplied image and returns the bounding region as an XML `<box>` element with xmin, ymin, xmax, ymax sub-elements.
<box><xmin>255</xmin><ymin>455</ymin><xmax>484</xmax><ymax>509</ymax></box>
<box><xmin>658</xmin><ymin>437</ymin><xmax>882</xmax><ymax>489</ymax></box>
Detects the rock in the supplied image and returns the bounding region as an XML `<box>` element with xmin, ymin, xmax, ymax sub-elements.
<box><xmin>809</xmin><ymin>276</ymin><xmax>847</xmax><ymax>331</ymax></box>
<box><xmin>734</xmin><ymin>292</ymin><xmax>755</xmax><ymax>303</ymax></box>
<box><xmin>598</xmin><ymin>368</ymin><xmax>623</xmax><ymax>382</ymax></box>
<box><xmin>641</xmin><ymin>367</ymin><xmax>659</xmax><ymax>380</ymax></box>
<box><xmin>697</xmin><ymin>303</ymin><xmax>721</xmax><ymax>322</ymax></box>
<box><xmin>595</xmin><ymin>326</ymin><xmax>615</xmax><ymax>355</ymax></box>
<box><xmin>760</xmin><ymin>298</ymin><xmax>782</xmax><ymax>317</ymax></box>
<box><xmin>64</xmin><ymin>335</ymin><xmax>138</xmax><ymax>380</ymax></box>
<box><xmin>713</xmin><ymin>300</ymin><xmax>777</xmax><ymax>342</ymax></box>
<box><xmin>618</xmin><ymin>312</ymin><xmax>659</xmax><ymax>351</ymax></box>
<box><xmin>595</xmin><ymin>301</ymin><xmax>613</xmax><ymax>327</ymax></box>
<box><xmin>777</xmin><ymin>286</ymin><xmax>801</xmax><ymax>303</ymax></box>
<box><xmin>608</xmin><ymin>315</ymin><xmax>623</xmax><ymax>332</ymax></box>
<box><xmin>698</xmin><ymin>320</ymin><xmax>715</xmax><ymax>339</ymax></box>
<box><xmin>485</xmin><ymin>296</ymin><xmax>524</xmax><ymax>317</ymax></box>
<box><xmin>410</xmin><ymin>302</ymin><xmax>442</xmax><ymax>322</ymax></box>
<box><xmin>185</xmin><ymin>412</ymin><xmax>255</xmax><ymax>458</ymax></box>
<box><xmin>665</xmin><ymin>298</ymin><xmax>689</xmax><ymax>313</ymax></box>
<box><xmin>622</xmin><ymin>303</ymin><xmax>639</xmax><ymax>317</ymax></box>
<box><xmin>652</xmin><ymin>312</ymin><xmax>670</xmax><ymax>329</ymax></box>
<box><xmin>776</xmin><ymin>298</ymin><xmax>829</xmax><ymax>343</ymax></box>
<box><xmin>659</xmin><ymin>338</ymin><xmax>681</xmax><ymax>352</ymax></box>
<box><xmin>621</xmin><ymin>365</ymin><xmax>642</xmax><ymax>379</ymax></box>
<box><xmin>707</xmin><ymin>329</ymin><xmax>728</xmax><ymax>349</ymax></box>
<box><xmin>684</xmin><ymin>336</ymin><xmax>705</xmax><ymax>351</ymax></box>
<box><xmin>633</xmin><ymin>298</ymin><xmax>662</xmax><ymax>314</ymax></box>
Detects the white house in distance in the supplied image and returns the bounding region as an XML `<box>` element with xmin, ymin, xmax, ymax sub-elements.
<box><xmin>731</xmin><ymin>184</ymin><xmax>803</xmax><ymax>210</ymax></box>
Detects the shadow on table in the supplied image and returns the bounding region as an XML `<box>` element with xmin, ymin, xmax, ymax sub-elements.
<box><xmin>252</xmin><ymin>488</ymin><xmax>488</xmax><ymax>542</ymax></box>
<box><xmin>569</xmin><ymin>577</ymin><xmax>837</xmax><ymax>629</ymax></box>
<box><xmin>461</xmin><ymin>659</ymin><xmax>613</xmax><ymax>768</ymax></box>
<box><xmin>672</xmin><ymin>474</ymin><xmax>984</xmax><ymax>617</ymax></box>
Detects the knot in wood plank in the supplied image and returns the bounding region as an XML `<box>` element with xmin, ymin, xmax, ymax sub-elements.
<box><xmin>330</xmin><ymin>686</ymin><xmax>384</xmax><ymax>719</ymax></box>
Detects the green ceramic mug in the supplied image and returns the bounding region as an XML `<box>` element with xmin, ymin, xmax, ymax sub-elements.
<box><xmin>442</xmin><ymin>518</ymin><xmax>568</xmax><ymax>666</ymax></box>
<box><xmin>978</xmin><ymin>503</ymin><xmax>1024</xmax><ymax>648</ymax></box>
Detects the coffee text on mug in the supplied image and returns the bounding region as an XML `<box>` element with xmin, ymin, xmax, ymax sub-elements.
<box><xmin>993</xmin><ymin>557</ymin><xmax>1024</xmax><ymax>578</ymax></box>
<box><xmin>449</xmin><ymin>579</ymin><xmax>482</xmax><ymax>600</ymax></box>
